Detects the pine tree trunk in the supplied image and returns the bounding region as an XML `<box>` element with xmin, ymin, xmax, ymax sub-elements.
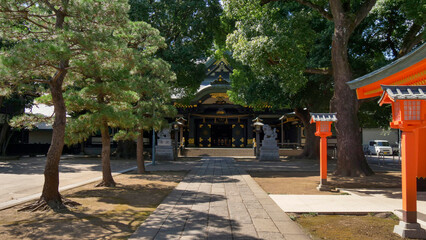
<box><xmin>41</xmin><ymin>72</ymin><xmax>67</xmax><ymax>208</ymax></box>
<box><xmin>137</xmin><ymin>130</ymin><xmax>146</xmax><ymax>174</ymax></box>
<box><xmin>295</xmin><ymin>108</ymin><xmax>319</xmax><ymax>159</ymax></box>
<box><xmin>0</xmin><ymin>122</ymin><xmax>9</xmax><ymax>156</ymax></box>
<box><xmin>97</xmin><ymin>121</ymin><xmax>116</xmax><ymax>187</ymax></box>
<box><xmin>329</xmin><ymin>14</ymin><xmax>373</xmax><ymax>177</ymax></box>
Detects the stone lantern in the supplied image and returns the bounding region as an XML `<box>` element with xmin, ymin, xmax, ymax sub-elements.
<box><xmin>310</xmin><ymin>113</ymin><xmax>337</xmax><ymax>191</ymax></box>
<box><xmin>172</xmin><ymin>120</ymin><xmax>184</xmax><ymax>160</ymax></box>
<box><xmin>252</xmin><ymin>117</ymin><xmax>264</xmax><ymax>158</ymax></box>
<box><xmin>379</xmin><ymin>85</ymin><xmax>426</xmax><ymax>238</ymax></box>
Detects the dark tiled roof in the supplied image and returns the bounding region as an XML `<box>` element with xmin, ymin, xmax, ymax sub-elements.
<box><xmin>380</xmin><ymin>85</ymin><xmax>426</xmax><ymax>100</ymax></box>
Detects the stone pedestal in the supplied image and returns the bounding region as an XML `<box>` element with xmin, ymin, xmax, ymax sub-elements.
<box><xmin>259</xmin><ymin>138</ymin><xmax>279</xmax><ymax>161</ymax></box>
<box><xmin>156</xmin><ymin>138</ymin><xmax>174</xmax><ymax>161</ymax></box>
<box><xmin>317</xmin><ymin>179</ymin><xmax>333</xmax><ymax>191</ymax></box>
<box><xmin>394</xmin><ymin>221</ymin><xmax>426</xmax><ymax>239</ymax></box>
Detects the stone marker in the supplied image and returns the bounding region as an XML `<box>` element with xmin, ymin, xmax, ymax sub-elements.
<box><xmin>155</xmin><ymin>128</ymin><xmax>174</xmax><ymax>161</ymax></box>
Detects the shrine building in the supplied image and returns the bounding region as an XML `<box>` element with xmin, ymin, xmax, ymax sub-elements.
<box><xmin>173</xmin><ymin>58</ymin><xmax>303</xmax><ymax>148</ymax></box>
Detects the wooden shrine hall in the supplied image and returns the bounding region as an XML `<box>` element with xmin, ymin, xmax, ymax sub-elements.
<box><xmin>173</xmin><ymin>58</ymin><xmax>302</xmax><ymax>148</ymax></box>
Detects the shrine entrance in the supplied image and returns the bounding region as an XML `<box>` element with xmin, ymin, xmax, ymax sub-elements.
<box><xmin>211</xmin><ymin>124</ymin><xmax>232</xmax><ymax>147</ymax></box>
<box><xmin>195</xmin><ymin>119</ymin><xmax>248</xmax><ymax>148</ymax></box>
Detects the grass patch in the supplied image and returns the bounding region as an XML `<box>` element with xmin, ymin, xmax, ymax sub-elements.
<box><xmin>295</xmin><ymin>214</ymin><xmax>407</xmax><ymax>240</ymax></box>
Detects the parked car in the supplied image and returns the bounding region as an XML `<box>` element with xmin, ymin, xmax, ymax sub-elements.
<box><xmin>367</xmin><ymin>140</ymin><xmax>393</xmax><ymax>156</ymax></box>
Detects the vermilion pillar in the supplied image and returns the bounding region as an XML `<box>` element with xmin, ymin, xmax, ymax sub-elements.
<box><xmin>320</xmin><ymin>136</ymin><xmax>328</xmax><ymax>186</ymax></box>
<box><xmin>401</xmin><ymin>130</ymin><xmax>418</xmax><ymax>222</ymax></box>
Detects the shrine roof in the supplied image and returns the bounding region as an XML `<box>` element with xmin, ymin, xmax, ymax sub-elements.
<box><xmin>380</xmin><ymin>85</ymin><xmax>426</xmax><ymax>101</ymax></box>
<box><xmin>347</xmin><ymin>43</ymin><xmax>426</xmax><ymax>99</ymax></box>
<box><xmin>310</xmin><ymin>113</ymin><xmax>337</xmax><ymax>122</ymax></box>
<box><xmin>189</xmin><ymin>57</ymin><xmax>233</xmax><ymax>102</ymax></box>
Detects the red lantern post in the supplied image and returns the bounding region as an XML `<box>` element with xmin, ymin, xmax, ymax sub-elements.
<box><xmin>310</xmin><ymin>113</ymin><xmax>337</xmax><ymax>191</ymax></box>
<box><xmin>379</xmin><ymin>85</ymin><xmax>426</xmax><ymax>238</ymax></box>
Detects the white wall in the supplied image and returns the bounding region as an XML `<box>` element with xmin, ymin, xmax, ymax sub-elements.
<box><xmin>29</xmin><ymin>130</ymin><xmax>52</xmax><ymax>144</ymax></box>
<box><xmin>362</xmin><ymin>128</ymin><xmax>399</xmax><ymax>145</ymax></box>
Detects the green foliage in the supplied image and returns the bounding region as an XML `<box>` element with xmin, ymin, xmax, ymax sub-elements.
<box><xmin>224</xmin><ymin>0</ymin><xmax>331</xmax><ymax>111</ymax></box>
<box><xmin>225</xmin><ymin>0</ymin><xmax>423</xmax><ymax>117</ymax></box>
<box><xmin>358</xmin><ymin>99</ymin><xmax>392</xmax><ymax>128</ymax></box>
<box><xmin>0</xmin><ymin>1</ymin><xmax>177</xmax><ymax>145</ymax></box>
<box><xmin>65</xmin><ymin>18</ymin><xmax>176</xmax><ymax>145</ymax></box>
<box><xmin>128</xmin><ymin>0</ymin><xmax>223</xmax><ymax>99</ymax></box>
<box><xmin>0</xmin><ymin>0</ymin><xmax>131</xmax><ymax>129</ymax></box>
<box><xmin>350</xmin><ymin>0</ymin><xmax>424</xmax><ymax>67</ymax></box>
<box><xmin>348</xmin><ymin>0</ymin><xmax>424</xmax><ymax>127</ymax></box>
<box><xmin>10</xmin><ymin>113</ymin><xmax>52</xmax><ymax>130</ymax></box>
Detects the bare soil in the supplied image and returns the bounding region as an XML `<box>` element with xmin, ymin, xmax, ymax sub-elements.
<box><xmin>249</xmin><ymin>171</ymin><xmax>401</xmax><ymax>194</ymax></box>
<box><xmin>294</xmin><ymin>214</ymin><xmax>411</xmax><ymax>240</ymax></box>
<box><xmin>251</xmin><ymin>171</ymin><xmax>409</xmax><ymax>239</ymax></box>
<box><xmin>0</xmin><ymin>171</ymin><xmax>186</xmax><ymax>240</ymax></box>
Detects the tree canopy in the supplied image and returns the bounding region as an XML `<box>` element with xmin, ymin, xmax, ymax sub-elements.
<box><xmin>128</xmin><ymin>0</ymin><xmax>223</xmax><ymax>100</ymax></box>
<box><xmin>0</xmin><ymin>0</ymin><xmax>146</xmax><ymax>209</ymax></box>
<box><xmin>224</xmin><ymin>0</ymin><xmax>424</xmax><ymax>176</ymax></box>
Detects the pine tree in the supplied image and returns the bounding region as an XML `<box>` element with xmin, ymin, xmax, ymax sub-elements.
<box><xmin>0</xmin><ymin>0</ymin><xmax>130</xmax><ymax>209</ymax></box>
<box><xmin>114</xmin><ymin>23</ymin><xmax>176</xmax><ymax>173</ymax></box>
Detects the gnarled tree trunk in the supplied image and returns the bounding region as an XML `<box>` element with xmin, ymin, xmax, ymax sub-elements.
<box><xmin>97</xmin><ymin>121</ymin><xmax>116</xmax><ymax>187</ymax></box>
<box><xmin>0</xmin><ymin>122</ymin><xmax>9</xmax><ymax>156</ymax></box>
<box><xmin>41</xmin><ymin>67</ymin><xmax>68</xmax><ymax>208</ymax></box>
<box><xmin>295</xmin><ymin>108</ymin><xmax>319</xmax><ymax>159</ymax></box>
<box><xmin>329</xmin><ymin>1</ymin><xmax>374</xmax><ymax>176</ymax></box>
<box><xmin>137</xmin><ymin>129</ymin><xmax>146</xmax><ymax>174</ymax></box>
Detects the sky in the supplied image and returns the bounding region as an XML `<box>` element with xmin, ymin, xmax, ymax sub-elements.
<box><xmin>25</xmin><ymin>104</ymin><xmax>54</xmax><ymax>116</ymax></box>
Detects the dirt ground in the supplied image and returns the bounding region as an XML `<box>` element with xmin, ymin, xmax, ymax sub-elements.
<box><xmin>0</xmin><ymin>171</ymin><xmax>187</xmax><ymax>240</ymax></box>
<box><xmin>251</xmin><ymin>171</ymin><xmax>409</xmax><ymax>239</ymax></box>
<box><xmin>294</xmin><ymin>213</ymin><xmax>410</xmax><ymax>240</ymax></box>
<box><xmin>249</xmin><ymin>171</ymin><xmax>401</xmax><ymax>194</ymax></box>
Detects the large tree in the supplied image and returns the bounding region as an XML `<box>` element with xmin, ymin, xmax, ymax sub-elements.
<box><xmin>63</xmin><ymin>23</ymin><xmax>142</xmax><ymax>187</ymax></box>
<box><xmin>0</xmin><ymin>0</ymin><xmax>130</xmax><ymax>209</ymax></box>
<box><xmin>128</xmin><ymin>0</ymin><xmax>223</xmax><ymax>99</ymax></box>
<box><xmin>224</xmin><ymin>2</ymin><xmax>333</xmax><ymax>159</ymax></box>
<box><xmin>226</xmin><ymin>0</ymin><xmax>424</xmax><ymax>176</ymax></box>
<box><xmin>131</xmin><ymin>67</ymin><xmax>176</xmax><ymax>174</ymax></box>
<box><xmin>103</xmin><ymin>22</ymin><xmax>176</xmax><ymax>175</ymax></box>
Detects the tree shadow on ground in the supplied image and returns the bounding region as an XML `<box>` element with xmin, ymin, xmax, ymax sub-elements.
<box><xmin>248</xmin><ymin>171</ymin><xmax>401</xmax><ymax>189</ymax></box>
<box><xmin>329</xmin><ymin>173</ymin><xmax>401</xmax><ymax>188</ymax></box>
<box><xmin>0</xmin><ymin>172</ymin><xmax>186</xmax><ymax>239</ymax></box>
<box><xmin>0</xmin><ymin>158</ymin><xmax>135</xmax><ymax>175</ymax></box>
<box><xmin>135</xmin><ymin>208</ymin><xmax>262</xmax><ymax>239</ymax></box>
<box><xmin>0</xmin><ymin>160</ymin><xmax>82</xmax><ymax>175</ymax></box>
<box><xmin>127</xmin><ymin>171</ymin><xmax>189</xmax><ymax>183</ymax></box>
<box><xmin>249</xmin><ymin>171</ymin><xmax>320</xmax><ymax>178</ymax></box>
<box><xmin>1</xmin><ymin>206</ymin><xmax>147</xmax><ymax>239</ymax></box>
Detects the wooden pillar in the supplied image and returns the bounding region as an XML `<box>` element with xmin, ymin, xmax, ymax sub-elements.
<box><xmin>401</xmin><ymin>130</ymin><xmax>418</xmax><ymax>223</ymax></box>
<box><xmin>179</xmin><ymin>126</ymin><xmax>183</xmax><ymax>146</ymax></box>
<box><xmin>256</xmin><ymin>130</ymin><xmax>260</xmax><ymax>158</ymax></box>
<box><xmin>281</xmin><ymin>120</ymin><xmax>284</xmax><ymax>147</ymax></box>
<box><xmin>188</xmin><ymin>116</ymin><xmax>195</xmax><ymax>147</ymax></box>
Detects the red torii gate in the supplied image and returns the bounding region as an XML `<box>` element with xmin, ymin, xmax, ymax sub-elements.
<box><xmin>348</xmin><ymin>43</ymin><xmax>426</xmax><ymax>239</ymax></box>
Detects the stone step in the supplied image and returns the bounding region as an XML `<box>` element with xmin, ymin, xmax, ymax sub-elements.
<box><xmin>180</xmin><ymin>148</ymin><xmax>303</xmax><ymax>157</ymax></box>
<box><xmin>181</xmin><ymin>148</ymin><xmax>255</xmax><ymax>157</ymax></box>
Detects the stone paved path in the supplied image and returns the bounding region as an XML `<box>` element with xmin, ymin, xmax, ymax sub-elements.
<box><xmin>130</xmin><ymin>157</ymin><xmax>310</xmax><ymax>240</ymax></box>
